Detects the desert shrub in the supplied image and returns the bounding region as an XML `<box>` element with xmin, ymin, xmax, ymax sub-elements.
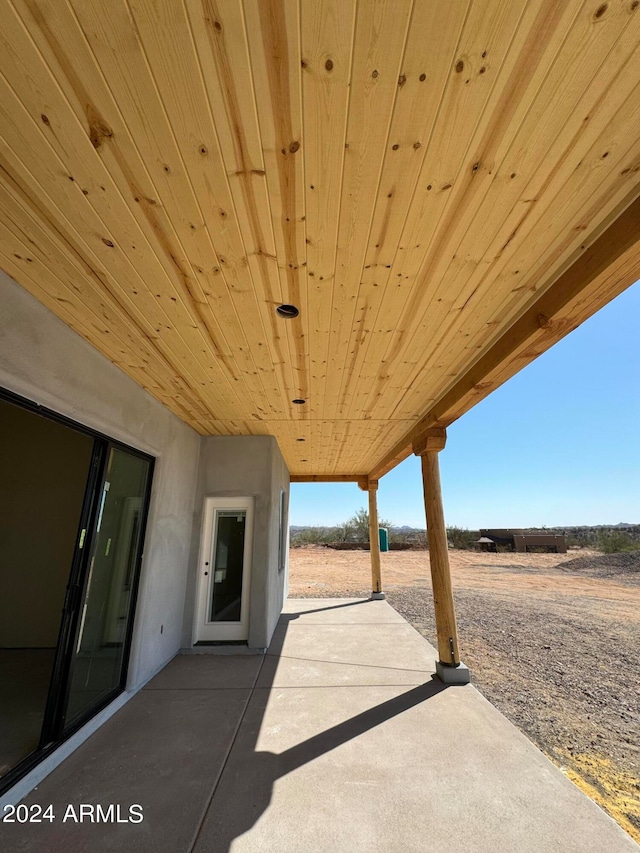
<box><xmin>596</xmin><ymin>531</ymin><xmax>637</xmax><ymax>553</ymax></box>
<box><xmin>332</xmin><ymin>521</ymin><xmax>353</xmax><ymax>543</ymax></box>
<box><xmin>290</xmin><ymin>526</ymin><xmax>339</xmax><ymax>545</ymax></box>
<box><xmin>388</xmin><ymin>527</ymin><xmax>428</xmax><ymax>547</ymax></box>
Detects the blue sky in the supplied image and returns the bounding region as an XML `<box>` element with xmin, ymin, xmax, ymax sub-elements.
<box><xmin>290</xmin><ymin>280</ymin><xmax>640</xmax><ymax>529</ymax></box>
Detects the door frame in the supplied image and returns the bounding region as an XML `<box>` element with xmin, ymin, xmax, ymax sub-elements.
<box><xmin>194</xmin><ymin>496</ymin><xmax>254</xmax><ymax>644</ymax></box>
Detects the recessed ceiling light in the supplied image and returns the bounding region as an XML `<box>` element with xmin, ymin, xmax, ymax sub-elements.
<box><xmin>276</xmin><ymin>304</ymin><xmax>300</xmax><ymax>318</ymax></box>
<box><xmin>292</xmin><ymin>398</ymin><xmax>306</xmax><ymax>404</ymax></box>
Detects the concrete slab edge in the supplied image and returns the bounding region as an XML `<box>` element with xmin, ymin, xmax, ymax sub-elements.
<box><xmin>180</xmin><ymin>647</ymin><xmax>267</xmax><ymax>656</ymax></box>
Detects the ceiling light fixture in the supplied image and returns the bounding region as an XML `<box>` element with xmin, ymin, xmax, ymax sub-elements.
<box><xmin>276</xmin><ymin>304</ymin><xmax>300</xmax><ymax>318</ymax></box>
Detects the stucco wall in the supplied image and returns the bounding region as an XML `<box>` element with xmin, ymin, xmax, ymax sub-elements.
<box><xmin>0</xmin><ymin>271</ymin><xmax>201</xmax><ymax>688</ymax></box>
<box><xmin>183</xmin><ymin>435</ymin><xmax>290</xmax><ymax>650</ymax></box>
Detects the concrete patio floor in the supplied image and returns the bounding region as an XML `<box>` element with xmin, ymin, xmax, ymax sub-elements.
<box><xmin>1</xmin><ymin>598</ymin><xmax>637</xmax><ymax>852</ymax></box>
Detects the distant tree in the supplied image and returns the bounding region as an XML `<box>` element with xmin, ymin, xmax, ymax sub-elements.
<box><xmin>343</xmin><ymin>508</ymin><xmax>394</xmax><ymax>543</ymax></box>
<box><xmin>446</xmin><ymin>526</ymin><xmax>478</xmax><ymax>550</ymax></box>
<box><xmin>332</xmin><ymin>520</ymin><xmax>353</xmax><ymax>543</ymax></box>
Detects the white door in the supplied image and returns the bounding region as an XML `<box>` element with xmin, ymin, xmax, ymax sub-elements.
<box><xmin>195</xmin><ymin>497</ymin><xmax>253</xmax><ymax>642</ymax></box>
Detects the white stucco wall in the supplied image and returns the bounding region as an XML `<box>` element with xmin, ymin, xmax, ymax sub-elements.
<box><xmin>0</xmin><ymin>271</ymin><xmax>201</xmax><ymax>689</ymax></box>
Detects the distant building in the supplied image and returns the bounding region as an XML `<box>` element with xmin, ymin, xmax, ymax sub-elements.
<box><xmin>478</xmin><ymin>530</ymin><xmax>567</xmax><ymax>554</ymax></box>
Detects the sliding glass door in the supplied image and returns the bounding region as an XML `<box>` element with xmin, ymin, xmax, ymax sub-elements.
<box><xmin>0</xmin><ymin>390</ymin><xmax>153</xmax><ymax>794</ymax></box>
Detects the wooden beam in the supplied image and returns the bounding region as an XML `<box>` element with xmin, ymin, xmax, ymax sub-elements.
<box><xmin>367</xmin><ymin>481</ymin><xmax>382</xmax><ymax>595</ymax></box>
<box><xmin>415</xmin><ymin>430</ymin><xmax>460</xmax><ymax>666</ymax></box>
<box><xmin>412</xmin><ymin>429</ymin><xmax>446</xmax><ymax>456</ymax></box>
<box><xmin>289</xmin><ymin>474</ymin><xmax>366</xmax><ymax>483</ymax></box>
<box><xmin>370</xmin><ymin>194</ymin><xmax>640</xmax><ymax>479</ymax></box>
<box><xmin>357</xmin><ymin>476</ymin><xmax>377</xmax><ymax>492</ymax></box>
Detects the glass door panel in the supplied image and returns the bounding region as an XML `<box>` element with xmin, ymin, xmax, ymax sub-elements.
<box><xmin>64</xmin><ymin>447</ymin><xmax>150</xmax><ymax>729</ymax></box>
<box><xmin>210</xmin><ymin>511</ymin><xmax>247</xmax><ymax>622</ymax></box>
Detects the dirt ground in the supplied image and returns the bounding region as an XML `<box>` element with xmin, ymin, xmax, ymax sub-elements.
<box><xmin>288</xmin><ymin>547</ymin><xmax>640</xmax><ymax>843</ymax></box>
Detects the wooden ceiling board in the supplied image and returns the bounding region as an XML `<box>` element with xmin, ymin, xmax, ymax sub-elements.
<box><xmin>400</xmin><ymin>70</ymin><xmax>640</xmax><ymax>420</ymax></box>
<box><xmin>1</xmin><ymin>0</ymin><xmax>640</xmax><ymax>476</ymax></box>
<box><xmin>68</xmin><ymin>0</ymin><xmax>292</xmax><ymax>418</ymax></box>
<box><xmin>300</xmin><ymin>0</ymin><xmax>357</xmax><ymax>420</ymax></box>
<box><xmin>181</xmin><ymin>0</ymin><xmax>301</xmax><ymax>417</ymax></box>
<box><xmin>347</xmin><ymin>0</ymin><xmax>580</xmax><ymax>420</ymax></box>
<box><xmin>318</xmin><ymin>0</ymin><xmax>416</xmax><ymax>423</ymax></box>
<box><xmin>110</xmin><ymin>0</ymin><xmax>289</xmax><ymax>413</ymax></box>
<box><xmin>0</xmin><ymin>231</ymin><xmax>197</xmax><ymax>419</ymax></box>
<box><xmin>0</xmin><ymin>229</ymin><xmax>218</xmax><ymax>435</ymax></box>
<box><xmin>357</xmin><ymin>0</ymin><xmax>640</xmax><ymax>421</ymax></box>
<box><xmin>0</xmin><ymin>188</ymin><xmax>215</xmax><ymax>430</ymax></box>
<box><xmin>386</xmin><ymin>113</ymin><xmax>640</xmax><ymax>423</ymax></box>
<box><xmin>185</xmin><ymin>0</ymin><xmax>298</xmax><ymax>421</ymax></box>
<box><xmin>441</xmin><ymin>130</ymin><xmax>640</xmax><ymax>389</ymax></box>
<box><xmin>243</xmin><ymin>0</ymin><xmax>310</xmax><ymax>415</ymax></box>
<box><xmin>336</xmin><ymin>0</ymin><xmax>527</xmax><ymax>421</ymax></box>
<box><xmin>205</xmin><ymin>416</ymin><xmax>414</xmax><ymax>474</ymax></box>
<box><xmin>0</xmin><ymin>7</ymin><xmax>249</xmax><ymax>421</ymax></box>
<box><xmin>19</xmin><ymin>0</ymin><xmax>293</xmax><ymax>421</ymax></box>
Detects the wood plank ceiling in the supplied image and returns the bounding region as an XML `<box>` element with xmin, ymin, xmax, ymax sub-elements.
<box><xmin>1</xmin><ymin>0</ymin><xmax>640</xmax><ymax>476</ymax></box>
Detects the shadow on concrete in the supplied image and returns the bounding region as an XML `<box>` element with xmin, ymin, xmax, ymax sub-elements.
<box><xmin>191</xmin><ymin>600</ymin><xmax>446</xmax><ymax>852</ymax></box>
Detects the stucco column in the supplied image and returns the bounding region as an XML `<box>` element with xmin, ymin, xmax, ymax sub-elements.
<box><xmin>414</xmin><ymin>429</ymin><xmax>470</xmax><ymax>684</ymax></box>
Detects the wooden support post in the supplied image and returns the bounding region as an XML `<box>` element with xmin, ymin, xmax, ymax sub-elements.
<box><xmin>367</xmin><ymin>480</ymin><xmax>383</xmax><ymax>597</ymax></box>
<box><xmin>414</xmin><ymin>429</ymin><xmax>469</xmax><ymax>683</ymax></box>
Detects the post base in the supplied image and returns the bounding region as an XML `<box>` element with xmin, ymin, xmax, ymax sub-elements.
<box><xmin>370</xmin><ymin>591</ymin><xmax>386</xmax><ymax>600</ymax></box>
<box><xmin>435</xmin><ymin>660</ymin><xmax>470</xmax><ymax>684</ymax></box>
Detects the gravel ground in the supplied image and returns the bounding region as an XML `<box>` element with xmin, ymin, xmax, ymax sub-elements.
<box><xmin>288</xmin><ymin>547</ymin><xmax>640</xmax><ymax>843</ymax></box>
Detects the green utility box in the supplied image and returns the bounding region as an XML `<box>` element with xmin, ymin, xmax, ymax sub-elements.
<box><xmin>379</xmin><ymin>527</ymin><xmax>389</xmax><ymax>552</ymax></box>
